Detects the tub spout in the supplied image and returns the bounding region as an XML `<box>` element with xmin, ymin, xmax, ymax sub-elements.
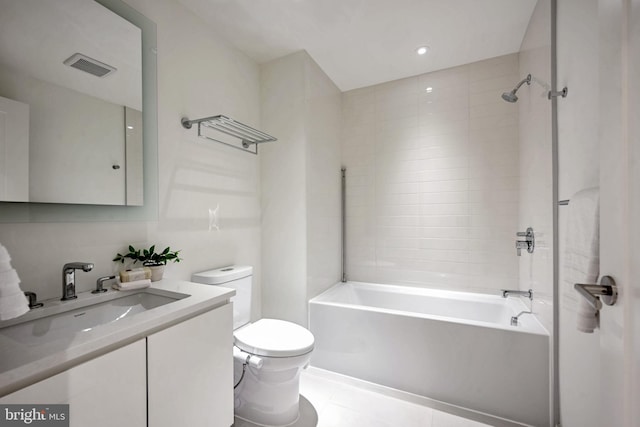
<box><xmin>501</xmin><ymin>288</ymin><xmax>533</xmax><ymax>300</ymax></box>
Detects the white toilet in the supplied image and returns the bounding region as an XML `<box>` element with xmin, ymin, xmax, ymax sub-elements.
<box><xmin>191</xmin><ymin>265</ymin><xmax>314</xmax><ymax>427</ymax></box>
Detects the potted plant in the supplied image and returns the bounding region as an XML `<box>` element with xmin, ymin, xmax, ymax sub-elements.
<box><xmin>113</xmin><ymin>245</ymin><xmax>182</xmax><ymax>282</ymax></box>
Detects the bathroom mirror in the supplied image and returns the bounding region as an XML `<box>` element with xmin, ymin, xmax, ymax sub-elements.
<box><xmin>0</xmin><ymin>0</ymin><xmax>142</xmax><ymax>206</ymax></box>
<box><xmin>0</xmin><ymin>0</ymin><xmax>158</xmax><ymax>222</ymax></box>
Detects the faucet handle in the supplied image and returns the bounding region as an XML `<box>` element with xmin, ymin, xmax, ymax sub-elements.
<box><xmin>93</xmin><ymin>276</ymin><xmax>116</xmax><ymax>294</ymax></box>
<box><xmin>24</xmin><ymin>291</ymin><xmax>44</xmax><ymax>309</ymax></box>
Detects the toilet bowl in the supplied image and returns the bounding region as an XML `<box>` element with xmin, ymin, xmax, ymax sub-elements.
<box><xmin>191</xmin><ymin>266</ymin><xmax>314</xmax><ymax>427</ymax></box>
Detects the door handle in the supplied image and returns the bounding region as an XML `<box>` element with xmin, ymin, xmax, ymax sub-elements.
<box><xmin>574</xmin><ymin>276</ymin><xmax>618</xmax><ymax>310</ymax></box>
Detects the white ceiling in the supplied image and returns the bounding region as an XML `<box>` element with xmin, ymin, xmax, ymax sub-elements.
<box><xmin>177</xmin><ymin>0</ymin><xmax>538</xmax><ymax>91</ymax></box>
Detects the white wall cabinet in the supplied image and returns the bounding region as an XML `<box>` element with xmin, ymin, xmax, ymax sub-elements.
<box><xmin>0</xmin><ymin>339</ymin><xmax>147</xmax><ymax>427</ymax></box>
<box><xmin>147</xmin><ymin>304</ymin><xmax>233</xmax><ymax>427</ymax></box>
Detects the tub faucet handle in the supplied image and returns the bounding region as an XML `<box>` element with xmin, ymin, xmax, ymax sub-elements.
<box><xmin>510</xmin><ymin>310</ymin><xmax>533</xmax><ymax>326</ymax></box>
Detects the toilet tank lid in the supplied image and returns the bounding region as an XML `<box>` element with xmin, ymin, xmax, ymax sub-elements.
<box><xmin>191</xmin><ymin>265</ymin><xmax>253</xmax><ymax>285</ymax></box>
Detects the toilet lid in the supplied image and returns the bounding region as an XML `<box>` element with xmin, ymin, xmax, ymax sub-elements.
<box><xmin>234</xmin><ymin>318</ymin><xmax>315</xmax><ymax>358</ymax></box>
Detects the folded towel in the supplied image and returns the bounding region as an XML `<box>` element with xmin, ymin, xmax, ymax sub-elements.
<box><xmin>0</xmin><ymin>244</ymin><xmax>10</xmax><ymax>263</ymax></box>
<box><xmin>112</xmin><ymin>279</ymin><xmax>151</xmax><ymax>291</ymax></box>
<box><xmin>0</xmin><ymin>269</ymin><xmax>20</xmax><ymax>287</ymax></box>
<box><xmin>0</xmin><ymin>261</ymin><xmax>12</xmax><ymax>273</ymax></box>
<box><xmin>0</xmin><ymin>243</ymin><xmax>28</xmax><ymax>321</ymax></box>
<box><xmin>0</xmin><ymin>293</ymin><xmax>29</xmax><ymax>320</ymax></box>
<box><xmin>563</xmin><ymin>188</ymin><xmax>600</xmax><ymax>333</ymax></box>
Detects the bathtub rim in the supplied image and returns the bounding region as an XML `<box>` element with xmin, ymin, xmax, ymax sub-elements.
<box><xmin>310</xmin><ymin>281</ymin><xmax>549</xmax><ymax>336</ymax></box>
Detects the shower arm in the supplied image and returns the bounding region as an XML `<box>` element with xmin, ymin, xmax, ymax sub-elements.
<box><xmin>513</xmin><ymin>74</ymin><xmax>532</xmax><ymax>92</ymax></box>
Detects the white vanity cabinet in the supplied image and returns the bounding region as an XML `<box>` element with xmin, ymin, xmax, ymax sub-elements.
<box><xmin>147</xmin><ymin>304</ymin><xmax>233</xmax><ymax>427</ymax></box>
<box><xmin>0</xmin><ymin>301</ymin><xmax>234</xmax><ymax>427</ymax></box>
<box><xmin>0</xmin><ymin>339</ymin><xmax>147</xmax><ymax>427</ymax></box>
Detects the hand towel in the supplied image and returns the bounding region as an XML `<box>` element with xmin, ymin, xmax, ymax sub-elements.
<box><xmin>112</xmin><ymin>279</ymin><xmax>151</xmax><ymax>291</ymax></box>
<box><xmin>563</xmin><ymin>188</ymin><xmax>600</xmax><ymax>333</ymax></box>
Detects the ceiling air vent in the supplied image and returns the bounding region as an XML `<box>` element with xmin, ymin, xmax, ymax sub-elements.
<box><xmin>63</xmin><ymin>53</ymin><xmax>116</xmax><ymax>77</ymax></box>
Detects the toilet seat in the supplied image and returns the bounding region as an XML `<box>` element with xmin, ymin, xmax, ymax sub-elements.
<box><xmin>234</xmin><ymin>318</ymin><xmax>314</xmax><ymax>358</ymax></box>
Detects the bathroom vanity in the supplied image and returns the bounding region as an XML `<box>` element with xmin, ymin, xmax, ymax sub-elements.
<box><xmin>0</xmin><ymin>280</ymin><xmax>234</xmax><ymax>427</ymax></box>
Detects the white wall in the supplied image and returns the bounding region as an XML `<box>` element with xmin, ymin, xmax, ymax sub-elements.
<box><xmin>0</xmin><ymin>0</ymin><xmax>263</xmax><ymax>321</ymax></box>
<box><xmin>305</xmin><ymin>57</ymin><xmax>342</xmax><ymax>302</ymax></box>
<box><xmin>518</xmin><ymin>0</ymin><xmax>553</xmax><ymax>334</ymax></box>
<box><xmin>556</xmin><ymin>0</ymin><xmax>601</xmax><ymax>426</ymax></box>
<box><xmin>260</xmin><ymin>52</ymin><xmax>308</xmax><ymax>325</ymax></box>
<box><xmin>342</xmin><ymin>54</ymin><xmax>521</xmax><ymax>294</ymax></box>
<box><xmin>260</xmin><ymin>51</ymin><xmax>341</xmax><ymax>327</ymax></box>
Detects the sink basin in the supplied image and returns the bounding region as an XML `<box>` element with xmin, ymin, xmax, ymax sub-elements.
<box><xmin>0</xmin><ymin>290</ymin><xmax>188</xmax><ymax>345</ymax></box>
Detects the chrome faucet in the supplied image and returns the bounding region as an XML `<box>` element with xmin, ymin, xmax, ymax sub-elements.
<box><xmin>61</xmin><ymin>262</ymin><xmax>94</xmax><ymax>301</ymax></box>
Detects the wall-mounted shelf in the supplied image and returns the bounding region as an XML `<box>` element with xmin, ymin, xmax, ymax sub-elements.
<box><xmin>181</xmin><ymin>115</ymin><xmax>276</xmax><ymax>155</ymax></box>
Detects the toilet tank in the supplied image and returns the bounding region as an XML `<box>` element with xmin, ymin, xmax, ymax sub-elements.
<box><xmin>191</xmin><ymin>265</ymin><xmax>252</xmax><ymax>330</ymax></box>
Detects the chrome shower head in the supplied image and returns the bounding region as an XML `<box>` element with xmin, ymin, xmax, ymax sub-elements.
<box><xmin>501</xmin><ymin>74</ymin><xmax>531</xmax><ymax>103</ymax></box>
<box><xmin>501</xmin><ymin>90</ymin><xmax>518</xmax><ymax>103</ymax></box>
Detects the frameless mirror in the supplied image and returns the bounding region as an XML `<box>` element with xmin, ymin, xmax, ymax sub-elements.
<box><xmin>0</xmin><ymin>0</ymin><xmax>143</xmax><ymax>206</ymax></box>
<box><xmin>0</xmin><ymin>0</ymin><xmax>157</xmax><ymax>223</ymax></box>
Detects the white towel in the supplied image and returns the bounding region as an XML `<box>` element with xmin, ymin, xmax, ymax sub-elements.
<box><xmin>0</xmin><ymin>243</ymin><xmax>28</xmax><ymax>321</ymax></box>
<box><xmin>0</xmin><ymin>244</ymin><xmax>10</xmax><ymax>263</ymax></box>
<box><xmin>0</xmin><ymin>261</ymin><xmax>12</xmax><ymax>273</ymax></box>
<box><xmin>563</xmin><ymin>188</ymin><xmax>600</xmax><ymax>333</ymax></box>
<box><xmin>0</xmin><ymin>293</ymin><xmax>29</xmax><ymax>320</ymax></box>
<box><xmin>112</xmin><ymin>279</ymin><xmax>151</xmax><ymax>291</ymax></box>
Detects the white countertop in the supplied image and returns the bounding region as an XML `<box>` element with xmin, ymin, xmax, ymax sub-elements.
<box><xmin>0</xmin><ymin>279</ymin><xmax>234</xmax><ymax>397</ymax></box>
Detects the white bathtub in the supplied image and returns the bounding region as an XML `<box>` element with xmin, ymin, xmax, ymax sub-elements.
<box><xmin>309</xmin><ymin>282</ymin><xmax>550</xmax><ymax>426</ymax></box>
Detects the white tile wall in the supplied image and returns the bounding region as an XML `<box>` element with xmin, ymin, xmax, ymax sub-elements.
<box><xmin>342</xmin><ymin>54</ymin><xmax>520</xmax><ymax>293</ymax></box>
<box><xmin>518</xmin><ymin>0</ymin><xmax>553</xmax><ymax>334</ymax></box>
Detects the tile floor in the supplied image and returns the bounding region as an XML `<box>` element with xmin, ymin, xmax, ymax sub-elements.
<box><xmin>234</xmin><ymin>367</ymin><xmax>499</xmax><ymax>427</ymax></box>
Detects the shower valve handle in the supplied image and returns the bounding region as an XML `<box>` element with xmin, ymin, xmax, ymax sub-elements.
<box><xmin>515</xmin><ymin>227</ymin><xmax>535</xmax><ymax>256</ymax></box>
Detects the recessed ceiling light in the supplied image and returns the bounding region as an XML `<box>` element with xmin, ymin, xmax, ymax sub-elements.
<box><xmin>426</xmin><ymin>87</ymin><xmax>433</xmax><ymax>93</ymax></box>
<box><xmin>416</xmin><ymin>46</ymin><xmax>429</xmax><ymax>55</ymax></box>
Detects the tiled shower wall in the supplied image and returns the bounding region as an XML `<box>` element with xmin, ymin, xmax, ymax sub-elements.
<box><xmin>342</xmin><ymin>54</ymin><xmax>521</xmax><ymax>292</ymax></box>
